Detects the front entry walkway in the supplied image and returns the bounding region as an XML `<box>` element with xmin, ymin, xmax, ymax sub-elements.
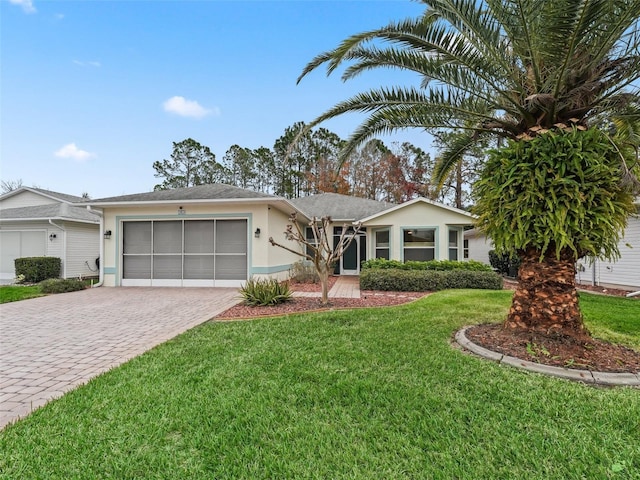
<box><xmin>293</xmin><ymin>276</ymin><xmax>361</xmax><ymax>299</ymax></box>
<box><xmin>0</xmin><ymin>287</ymin><xmax>240</xmax><ymax>430</ymax></box>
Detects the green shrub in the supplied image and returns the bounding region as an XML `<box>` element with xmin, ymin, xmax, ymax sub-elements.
<box><xmin>488</xmin><ymin>250</ymin><xmax>521</xmax><ymax>276</ymax></box>
<box><xmin>289</xmin><ymin>260</ymin><xmax>320</xmax><ymax>283</ymax></box>
<box><xmin>360</xmin><ymin>268</ymin><xmax>503</xmax><ymax>292</ymax></box>
<box><xmin>361</xmin><ymin>258</ymin><xmax>492</xmax><ymax>272</ymax></box>
<box><xmin>40</xmin><ymin>278</ymin><xmax>87</xmax><ymax>294</ymax></box>
<box><xmin>240</xmin><ymin>278</ymin><xmax>293</xmax><ymax>306</ymax></box>
<box><xmin>15</xmin><ymin>257</ymin><xmax>61</xmax><ymax>283</ymax></box>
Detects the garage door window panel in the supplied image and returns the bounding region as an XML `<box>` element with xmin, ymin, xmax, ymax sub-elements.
<box><xmin>123</xmin><ymin>222</ymin><xmax>152</xmax><ymax>279</ymax></box>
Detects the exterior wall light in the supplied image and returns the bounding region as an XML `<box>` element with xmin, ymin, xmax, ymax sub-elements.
<box><xmin>49</xmin><ymin>233</ymin><xmax>57</xmax><ymax>241</ymax></box>
<box><xmin>104</xmin><ymin>230</ymin><xmax>112</xmax><ymax>239</ymax></box>
<box><xmin>254</xmin><ymin>228</ymin><xmax>261</xmax><ymax>238</ymax></box>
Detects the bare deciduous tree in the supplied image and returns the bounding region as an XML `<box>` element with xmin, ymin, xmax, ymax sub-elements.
<box><xmin>269</xmin><ymin>213</ymin><xmax>361</xmax><ymax>304</ymax></box>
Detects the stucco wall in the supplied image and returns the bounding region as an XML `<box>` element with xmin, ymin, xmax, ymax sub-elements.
<box><xmin>100</xmin><ymin>202</ymin><xmax>300</xmax><ymax>286</ymax></box>
<box><xmin>362</xmin><ymin>201</ymin><xmax>473</xmax><ymax>261</ymax></box>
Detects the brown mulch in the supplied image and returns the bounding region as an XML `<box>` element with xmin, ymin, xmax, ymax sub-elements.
<box><xmin>465</xmin><ymin>323</ymin><xmax>640</xmax><ymax>373</ymax></box>
<box><xmin>215</xmin><ymin>290</ymin><xmax>426</xmax><ymax>320</ymax></box>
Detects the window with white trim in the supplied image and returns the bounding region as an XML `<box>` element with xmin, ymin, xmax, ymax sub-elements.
<box><xmin>448</xmin><ymin>228</ymin><xmax>460</xmax><ymax>261</ymax></box>
<box><xmin>374</xmin><ymin>229</ymin><xmax>390</xmax><ymax>259</ymax></box>
<box><xmin>403</xmin><ymin>228</ymin><xmax>435</xmax><ymax>261</ymax></box>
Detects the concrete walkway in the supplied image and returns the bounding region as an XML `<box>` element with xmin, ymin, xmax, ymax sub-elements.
<box><xmin>0</xmin><ymin>287</ymin><xmax>239</xmax><ymax>429</ymax></box>
<box><xmin>294</xmin><ymin>275</ymin><xmax>361</xmax><ymax>299</ymax></box>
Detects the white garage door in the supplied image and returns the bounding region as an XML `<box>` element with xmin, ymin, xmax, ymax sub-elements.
<box><xmin>121</xmin><ymin>219</ymin><xmax>248</xmax><ymax>287</ymax></box>
<box><xmin>0</xmin><ymin>231</ymin><xmax>47</xmax><ymax>282</ymax></box>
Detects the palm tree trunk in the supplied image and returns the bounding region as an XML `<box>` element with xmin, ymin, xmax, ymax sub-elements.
<box><xmin>504</xmin><ymin>247</ymin><xmax>588</xmax><ymax>339</ymax></box>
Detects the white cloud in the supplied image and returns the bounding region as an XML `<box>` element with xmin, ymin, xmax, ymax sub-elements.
<box><xmin>9</xmin><ymin>0</ymin><xmax>36</xmax><ymax>14</ymax></box>
<box><xmin>162</xmin><ymin>96</ymin><xmax>218</xmax><ymax>119</ymax></box>
<box><xmin>73</xmin><ymin>60</ymin><xmax>101</xmax><ymax>67</ymax></box>
<box><xmin>54</xmin><ymin>143</ymin><xmax>96</xmax><ymax>162</ymax></box>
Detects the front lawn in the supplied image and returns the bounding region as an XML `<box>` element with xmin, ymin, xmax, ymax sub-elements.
<box><xmin>0</xmin><ymin>290</ymin><xmax>638</xmax><ymax>478</ymax></box>
<box><xmin>0</xmin><ymin>285</ymin><xmax>43</xmax><ymax>303</ymax></box>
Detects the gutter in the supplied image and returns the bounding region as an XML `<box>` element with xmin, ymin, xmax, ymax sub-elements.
<box><xmin>48</xmin><ymin>219</ymin><xmax>67</xmax><ymax>278</ymax></box>
<box><xmin>86</xmin><ymin>206</ymin><xmax>104</xmax><ymax>287</ymax></box>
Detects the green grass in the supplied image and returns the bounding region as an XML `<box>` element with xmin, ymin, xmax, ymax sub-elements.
<box><xmin>0</xmin><ymin>290</ymin><xmax>638</xmax><ymax>479</ymax></box>
<box><xmin>0</xmin><ymin>285</ymin><xmax>43</xmax><ymax>303</ymax></box>
<box><xmin>581</xmin><ymin>292</ymin><xmax>640</xmax><ymax>350</ymax></box>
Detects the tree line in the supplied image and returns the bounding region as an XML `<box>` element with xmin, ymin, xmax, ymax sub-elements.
<box><xmin>152</xmin><ymin>122</ymin><xmax>481</xmax><ymax>208</ymax></box>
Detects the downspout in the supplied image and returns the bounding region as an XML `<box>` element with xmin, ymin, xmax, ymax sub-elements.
<box><xmin>87</xmin><ymin>206</ymin><xmax>104</xmax><ymax>287</ymax></box>
<box><xmin>48</xmin><ymin>219</ymin><xmax>67</xmax><ymax>278</ymax></box>
<box><xmin>627</xmin><ymin>291</ymin><xmax>640</xmax><ymax>298</ymax></box>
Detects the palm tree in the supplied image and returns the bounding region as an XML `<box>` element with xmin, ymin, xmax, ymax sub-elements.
<box><xmin>298</xmin><ymin>0</ymin><xmax>640</xmax><ymax>339</ymax></box>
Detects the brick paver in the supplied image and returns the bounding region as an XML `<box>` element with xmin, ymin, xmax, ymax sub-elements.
<box><xmin>0</xmin><ymin>287</ymin><xmax>239</xmax><ymax>429</ymax></box>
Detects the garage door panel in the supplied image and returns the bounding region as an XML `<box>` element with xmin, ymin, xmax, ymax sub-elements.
<box><xmin>215</xmin><ymin>255</ymin><xmax>247</xmax><ymax>280</ymax></box>
<box><xmin>216</xmin><ymin>220</ymin><xmax>247</xmax><ymax>253</ymax></box>
<box><xmin>153</xmin><ymin>221</ymin><xmax>182</xmax><ymax>254</ymax></box>
<box><xmin>0</xmin><ymin>232</ymin><xmax>21</xmax><ymax>273</ymax></box>
<box><xmin>1</xmin><ymin>231</ymin><xmax>46</xmax><ymax>280</ymax></box>
<box><xmin>185</xmin><ymin>221</ymin><xmax>214</xmax><ymax>253</ymax></box>
<box><xmin>123</xmin><ymin>222</ymin><xmax>151</xmax><ymax>254</ymax></box>
<box><xmin>153</xmin><ymin>255</ymin><xmax>182</xmax><ymax>279</ymax></box>
<box><xmin>121</xmin><ymin>219</ymin><xmax>247</xmax><ymax>285</ymax></box>
<box><xmin>123</xmin><ymin>255</ymin><xmax>151</xmax><ymax>279</ymax></box>
<box><xmin>184</xmin><ymin>255</ymin><xmax>214</xmax><ymax>279</ymax></box>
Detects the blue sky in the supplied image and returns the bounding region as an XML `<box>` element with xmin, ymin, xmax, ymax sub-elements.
<box><xmin>1</xmin><ymin>0</ymin><xmax>431</xmax><ymax>198</ymax></box>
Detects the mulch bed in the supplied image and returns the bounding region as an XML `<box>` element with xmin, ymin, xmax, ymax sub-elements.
<box><xmin>216</xmin><ymin>290</ymin><xmax>426</xmax><ymax>320</ymax></box>
<box><xmin>465</xmin><ymin>323</ymin><xmax>640</xmax><ymax>373</ymax></box>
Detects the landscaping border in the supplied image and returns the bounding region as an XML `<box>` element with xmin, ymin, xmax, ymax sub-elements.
<box><xmin>455</xmin><ymin>326</ymin><xmax>640</xmax><ymax>387</ymax></box>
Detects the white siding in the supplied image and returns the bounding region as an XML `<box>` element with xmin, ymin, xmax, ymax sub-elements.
<box><xmin>63</xmin><ymin>222</ymin><xmax>100</xmax><ymax>279</ymax></box>
<box><xmin>465</xmin><ymin>231</ymin><xmax>493</xmax><ymax>266</ymax></box>
<box><xmin>591</xmin><ymin>216</ymin><xmax>640</xmax><ymax>289</ymax></box>
<box><xmin>0</xmin><ymin>191</ymin><xmax>59</xmax><ymax>209</ymax></box>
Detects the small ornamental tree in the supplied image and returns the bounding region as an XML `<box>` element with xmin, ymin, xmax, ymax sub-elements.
<box><xmin>269</xmin><ymin>213</ymin><xmax>362</xmax><ymax>304</ymax></box>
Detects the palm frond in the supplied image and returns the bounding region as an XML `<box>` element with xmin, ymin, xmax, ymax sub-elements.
<box><xmin>432</xmin><ymin>130</ymin><xmax>485</xmax><ymax>189</ymax></box>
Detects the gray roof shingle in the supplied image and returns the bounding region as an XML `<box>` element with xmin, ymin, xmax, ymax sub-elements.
<box><xmin>289</xmin><ymin>193</ymin><xmax>394</xmax><ymax>221</ymax></box>
<box><xmin>0</xmin><ymin>204</ymin><xmax>100</xmax><ymax>223</ymax></box>
<box><xmin>87</xmin><ymin>184</ymin><xmax>275</xmax><ymax>203</ymax></box>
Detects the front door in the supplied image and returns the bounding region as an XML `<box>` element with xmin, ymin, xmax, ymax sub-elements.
<box><xmin>341</xmin><ymin>236</ymin><xmax>360</xmax><ymax>275</ymax></box>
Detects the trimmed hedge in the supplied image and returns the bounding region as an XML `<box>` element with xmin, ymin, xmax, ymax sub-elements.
<box><xmin>360</xmin><ymin>268</ymin><xmax>503</xmax><ymax>292</ymax></box>
<box><xmin>40</xmin><ymin>278</ymin><xmax>87</xmax><ymax>294</ymax></box>
<box><xmin>361</xmin><ymin>258</ymin><xmax>492</xmax><ymax>272</ymax></box>
<box><xmin>15</xmin><ymin>257</ymin><xmax>61</xmax><ymax>283</ymax></box>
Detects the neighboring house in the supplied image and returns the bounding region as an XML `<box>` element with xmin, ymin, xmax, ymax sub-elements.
<box><xmin>86</xmin><ymin>186</ymin><xmax>475</xmax><ymax>287</ymax></box>
<box><xmin>464</xmin><ymin>228</ymin><xmax>492</xmax><ymax>266</ymax></box>
<box><xmin>0</xmin><ymin>187</ymin><xmax>100</xmax><ymax>283</ymax></box>
<box><xmin>464</xmin><ymin>199</ymin><xmax>640</xmax><ymax>290</ymax></box>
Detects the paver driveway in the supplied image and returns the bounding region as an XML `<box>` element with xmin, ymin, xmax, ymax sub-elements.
<box><xmin>0</xmin><ymin>287</ymin><xmax>240</xmax><ymax>429</ymax></box>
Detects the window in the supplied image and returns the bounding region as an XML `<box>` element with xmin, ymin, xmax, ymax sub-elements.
<box><xmin>463</xmin><ymin>239</ymin><xmax>469</xmax><ymax>259</ymax></box>
<box><xmin>403</xmin><ymin>228</ymin><xmax>435</xmax><ymax>261</ymax></box>
<box><xmin>448</xmin><ymin>228</ymin><xmax>459</xmax><ymax>261</ymax></box>
<box><xmin>374</xmin><ymin>229</ymin><xmax>390</xmax><ymax>259</ymax></box>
